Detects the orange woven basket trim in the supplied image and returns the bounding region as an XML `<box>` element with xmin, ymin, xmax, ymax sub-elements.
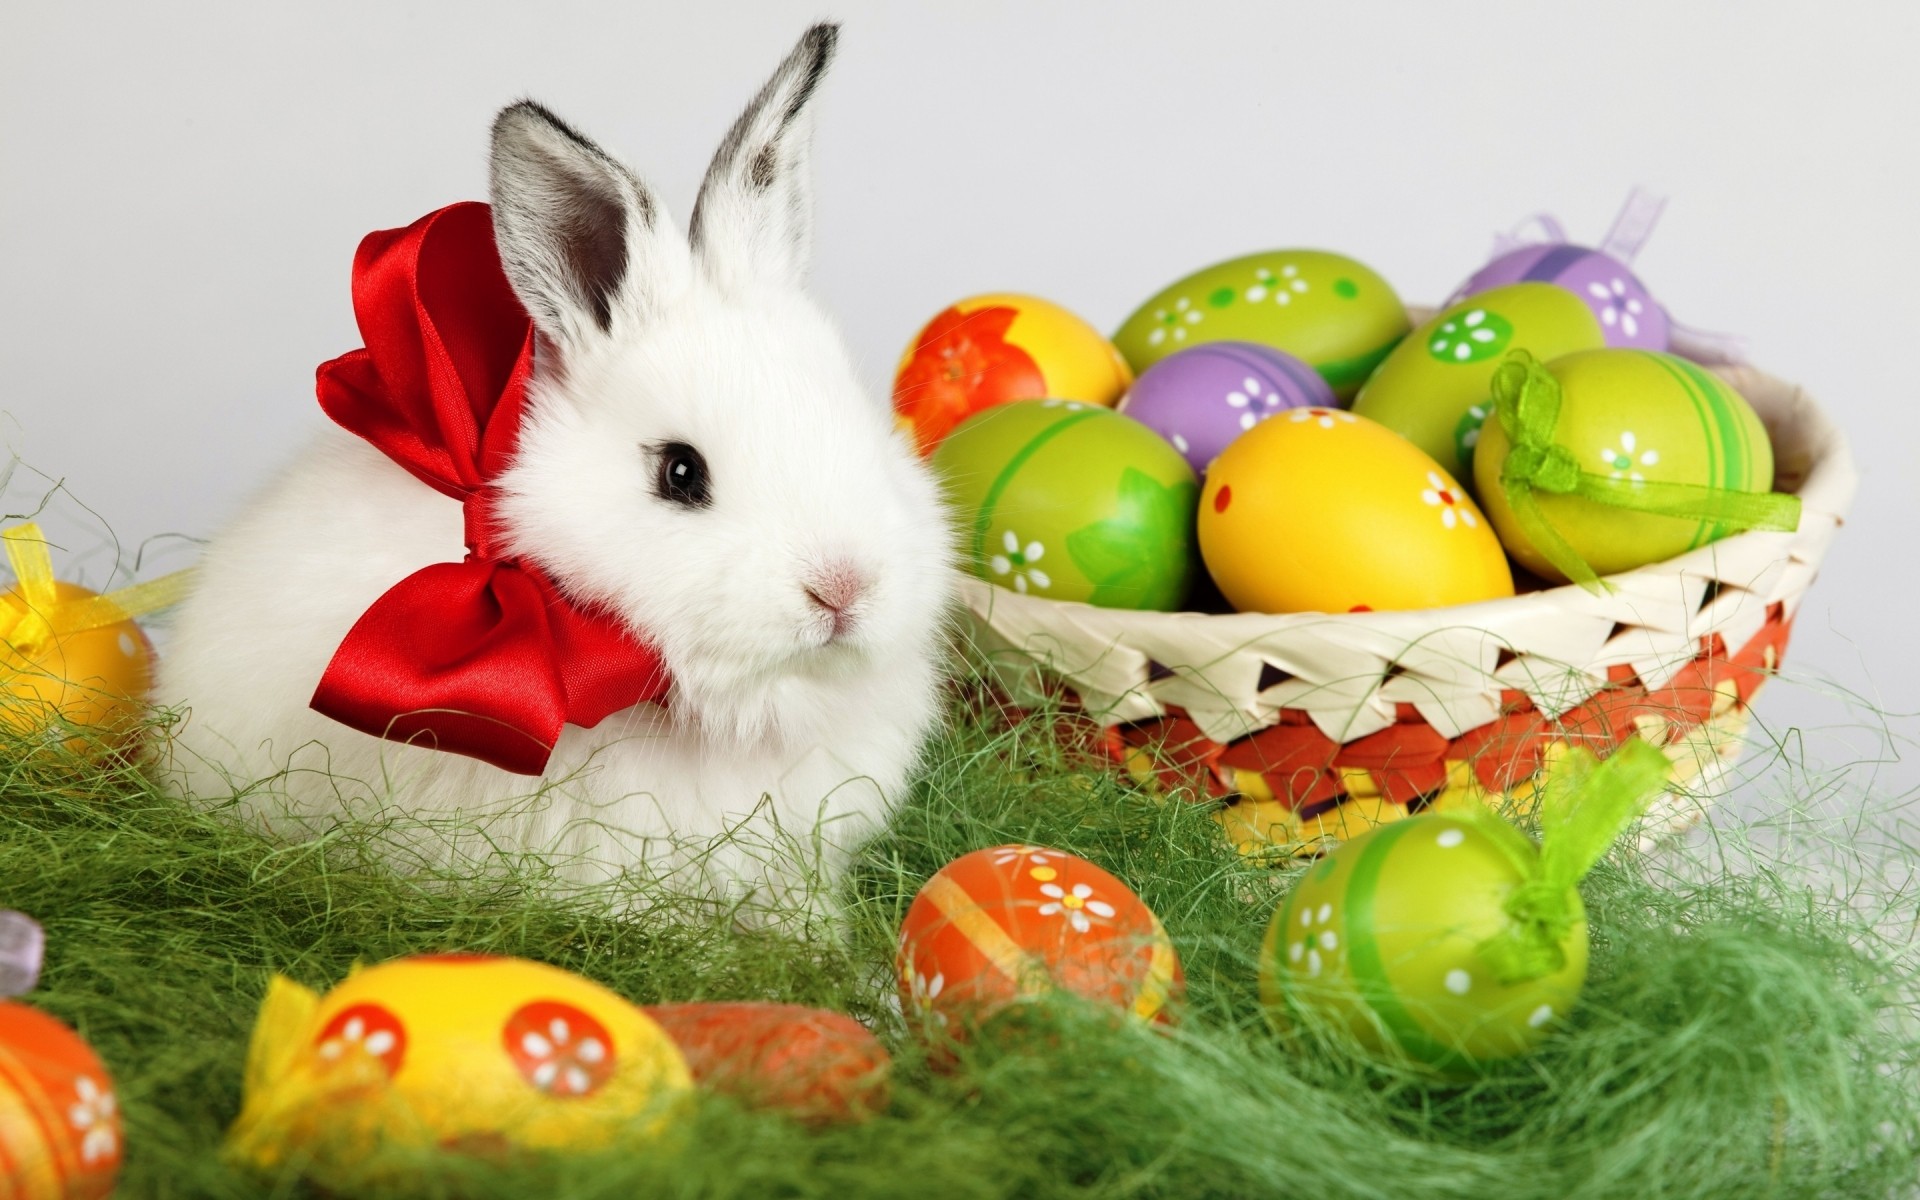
<box><xmin>1330</xmin><ymin>723</ymin><xmax>1452</xmax><ymax>772</ymax></box>
<box><xmin>1555</xmin><ymin>681</ymin><xmax>1655</xmax><ymax>748</ymax></box>
<box><xmin>1373</xmin><ymin>760</ymin><xmax>1453</xmax><ymax>806</ymax></box>
<box><xmin>1216</xmin><ymin>724</ymin><xmax>1340</xmax><ymax>778</ymax></box>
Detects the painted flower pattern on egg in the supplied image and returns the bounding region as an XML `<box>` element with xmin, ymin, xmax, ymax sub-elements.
<box><xmin>315</xmin><ymin>1004</ymin><xmax>407</xmax><ymax>1076</ymax></box>
<box><xmin>989</xmin><ymin>530</ymin><xmax>1052</xmax><ymax>595</ymax></box>
<box><xmin>1146</xmin><ymin>297</ymin><xmax>1204</xmax><ymax>346</ymax></box>
<box><xmin>1420</xmin><ymin>473</ymin><xmax>1478</xmax><ymax>530</ymax></box>
<box><xmin>893</xmin><ymin>306</ymin><xmax>1046</xmax><ymax>453</ymax></box>
<box><xmin>1426</xmin><ymin>308</ymin><xmax>1512</xmax><ymax>364</ymax></box>
<box><xmin>1587</xmin><ymin>278</ymin><xmax>1646</xmax><ymax>339</ymax></box>
<box><xmin>1064</xmin><ymin>469</ymin><xmax>1199</xmax><ymax>608</ymax></box>
<box><xmin>1599</xmin><ymin>431</ymin><xmax>1660</xmax><ymax>481</ymax></box>
<box><xmin>68</xmin><ymin>1075</ymin><xmax>118</xmax><ymax>1165</ymax></box>
<box><xmin>1037</xmin><ymin>882</ymin><xmax>1118</xmax><ymax>934</ymax></box>
<box><xmin>504</xmin><ymin>1001</ymin><xmax>616</xmax><ymax>1098</ymax></box>
<box><xmin>1289</xmin><ymin>407</ymin><xmax>1358</xmax><ymax>430</ymax></box>
<box><xmin>1246</xmin><ymin>263</ymin><xmax>1310</xmax><ymax>305</ymax></box>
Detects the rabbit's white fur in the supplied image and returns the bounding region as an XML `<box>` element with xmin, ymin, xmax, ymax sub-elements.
<box><xmin>153</xmin><ymin>25</ymin><xmax>954</xmax><ymax>916</ymax></box>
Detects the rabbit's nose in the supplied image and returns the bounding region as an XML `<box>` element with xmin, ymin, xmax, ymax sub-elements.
<box><xmin>805</xmin><ymin>563</ymin><xmax>869</xmax><ymax>637</ymax></box>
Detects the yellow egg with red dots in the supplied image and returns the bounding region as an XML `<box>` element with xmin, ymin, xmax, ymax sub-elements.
<box><xmin>1196</xmin><ymin>408</ymin><xmax>1515</xmax><ymax>614</ymax></box>
<box><xmin>224</xmin><ymin>954</ymin><xmax>691</xmax><ymax>1176</ymax></box>
<box><xmin>0</xmin><ymin>581</ymin><xmax>154</xmax><ymax>753</ymax></box>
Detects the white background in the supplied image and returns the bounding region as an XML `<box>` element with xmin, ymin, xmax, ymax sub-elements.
<box><xmin>3</xmin><ymin>1</ymin><xmax>1915</xmax><ymax>803</ymax></box>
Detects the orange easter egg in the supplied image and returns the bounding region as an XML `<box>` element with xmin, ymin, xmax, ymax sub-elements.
<box><xmin>896</xmin><ymin>846</ymin><xmax>1181</xmax><ymax>1042</ymax></box>
<box><xmin>642</xmin><ymin>1002</ymin><xmax>889</xmax><ymax>1123</ymax></box>
<box><xmin>0</xmin><ymin>1002</ymin><xmax>123</xmax><ymax>1200</ymax></box>
<box><xmin>893</xmin><ymin>294</ymin><xmax>1133</xmax><ymax>454</ymax></box>
<box><xmin>0</xmin><ymin>582</ymin><xmax>153</xmax><ymax>751</ymax></box>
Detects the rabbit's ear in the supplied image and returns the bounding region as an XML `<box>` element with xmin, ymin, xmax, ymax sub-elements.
<box><xmin>688</xmin><ymin>23</ymin><xmax>837</xmax><ymax>293</ymax></box>
<box><xmin>489</xmin><ymin>101</ymin><xmax>682</xmax><ymax>354</ymax></box>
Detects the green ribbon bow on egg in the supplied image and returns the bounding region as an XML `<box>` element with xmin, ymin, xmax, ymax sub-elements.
<box><xmin>1475</xmin><ymin>738</ymin><xmax>1674</xmax><ymax>985</ymax></box>
<box><xmin>1490</xmin><ymin>352</ymin><xmax>1803</xmax><ymax>591</ymax></box>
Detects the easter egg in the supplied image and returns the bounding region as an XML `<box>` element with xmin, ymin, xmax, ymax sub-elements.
<box><xmin>0</xmin><ymin>1002</ymin><xmax>123</xmax><ymax>1200</ymax></box>
<box><xmin>1352</xmin><ymin>284</ymin><xmax>1606</xmax><ymax>479</ymax></box>
<box><xmin>1259</xmin><ymin>813</ymin><xmax>1587</xmax><ymax>1072</ymax></box>
<box><xmin>1454</xmin><ymin>244</ymin><xmax>1669</xmax><ymax>351</ymax></box>
<box><xmin>932</xmin><ymin>400</ymin><xmax>1199</xmax><ymax>610</ymax></box>
<box><xmin>893</xmin><ymin>293</ymin><xmax>1133</xmax><ymax>454</ymax></box>
<box><xmin>1474</xmin><ymin>350</ymin><xmax>1776</xmax><ymax>582</ymax></box>
<box><xmin>896</xmin><ymin>845</ymin><xmax>1182</xmax><ymax>1040</ymax></box>
<box><xmin>226</xmin><ymin>955</ymin><xmax>691</xmax><ymax>1172</ymax></box>
<box><xmin>0</xmin><ymin>581</ymin><xmax>154</xmax><ymax>751</ymax></box>
<box><xmin>642</xmin><ymin>1002</ymin><xmax>890</xmax><ymax>1124</ymax></box>
<box><xmin>1197</xmin><ymin>408</ymin><xmax>1513</xmax><ymax>614</ymax></box>
<box><xmin>1116</xmin><ymin>341</ymin><xmax>1335</xmax><ymax>475</ymax></box>
<box><xmin>1113</xmin><ymin>251</ymin><xmax>1409</xmax><ymax>399</ymax></box>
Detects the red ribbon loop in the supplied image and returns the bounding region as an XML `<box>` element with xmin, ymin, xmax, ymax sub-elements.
<box><xmin>309</xmin><ymin>202</ymin><xmax>670</xmax><ymax>775</ymax></box>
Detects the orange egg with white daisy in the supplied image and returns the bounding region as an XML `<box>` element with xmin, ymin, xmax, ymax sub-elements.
<box><xmin>1196</xmin><ymin>407</ymin><xmax>1515</xmax><ymax>614</ymax></box>
<box><xmin>895</xmin><ymin>845</ymin><xmax>1181</xmax><ymax>1045</ymax></box>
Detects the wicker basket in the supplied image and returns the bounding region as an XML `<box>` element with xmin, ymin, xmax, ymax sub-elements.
<box><xmin>956</xmin><ymin>359</ymin><xmax>1856</xmax><ymax>857</ymax></box>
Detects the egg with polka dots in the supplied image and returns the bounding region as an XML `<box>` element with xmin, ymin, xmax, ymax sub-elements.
<box><xmin>1352</xmin><ymin>283</ymin><xmax>1606</xmax><ymax>479</ymax></box>
<box><xmin>1116</xmin><ymin>341</ymin><xmax>1335</xmax><ymax>475</ymax></box>
<box><xmin>225</xmin><ymin>954</ymin><xmax>692</xmax><ymax>1174</ymax></box>
<box><xmin>1112</xmin><ymin>250</ymin><xmax>1410</xmax><ymax>400</ymax></box>
<box><xmin>1258</xmin><ymin>813</ymin><xmax>1588</xmax><ymax>1072</ymax></box>
<box><xmin>1196</xmin><ymin>407</ymin><xmax>1513</xmax><ymax>614</ymax></box>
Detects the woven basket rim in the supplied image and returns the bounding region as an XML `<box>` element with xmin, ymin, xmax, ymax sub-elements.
<box><xmin>955</xmin><ymin>355</ymin><xmax>1855</xmax><ymax>747</ymax></box>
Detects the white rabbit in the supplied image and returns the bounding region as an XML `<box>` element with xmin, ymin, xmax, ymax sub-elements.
<box><xmin>153</xmin><ymin>24</ymin><xmax>955</xmax><ymax>919</ymax></box>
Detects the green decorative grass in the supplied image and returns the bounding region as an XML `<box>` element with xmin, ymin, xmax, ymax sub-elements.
<box><xmin>5</xmin><ymin>688</ymin><xmax>1919</xmax><ymax>1199</ymax></box>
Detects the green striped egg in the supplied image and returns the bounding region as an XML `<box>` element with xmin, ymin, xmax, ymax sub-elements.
<box><xmin>1113</xmin><ymin>251</ymin><xmax>1409</xmax><ymax>400</ymax></box>
<box><xmin>1473</xmin><ymin>349</ymin><xmax>1776</xmax><ymax>582</ymax></box>
<box><xmin>1259</xmin><ymin>813</ymin><xmax>1587</xmax><ymax>1073</ymax></box>
<box><xmin>932</xmin><ymin>399</ymin><xmax>1198</xmax><ymax>610</ymax></box>
<box><xmin>1352</xmin><ymin>283</ymin><xmax>1606</xmax><ymax>480</ymax></box>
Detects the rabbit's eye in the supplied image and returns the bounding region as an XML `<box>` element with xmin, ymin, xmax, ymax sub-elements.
<box><xmin>654</xmin><ymin>442</ymin><xmax>712</xmax><ymax>509</ymax></box>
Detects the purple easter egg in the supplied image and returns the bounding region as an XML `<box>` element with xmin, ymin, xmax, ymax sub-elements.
<box><xmin>1453</xmin><ymin>244</ymin><xmax>1670</xmax><ymax>350</ymax></box>
<box><xmin>1116</xmin><ymin>341</ymin><xmax>1335</xmax><ymax>474</ymax></box>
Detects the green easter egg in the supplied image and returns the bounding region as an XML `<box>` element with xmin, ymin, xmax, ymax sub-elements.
<box><xmin>933</xmin><ymin>399</ymin><xmax>1200</xmax><ymax>610</ymax></box>
<box><xmin>1259</xmin><ymin>813</ymin><xmax>1587</xmax><ymax>1073</ymax></box>
<box><xmin>1474</xmin><ymin>349</ymin><xmax>1777</xmax><ymax>582</ymax></box>
<box><xmin>1113</xmin><ymin>251</ymin><xmax>1410</xmax><ymax>399</ymax></box>
<box><xmin>1352</xmin><ymin>283</ymin><xmax>1606</xmax><ymax>479</ymax></box>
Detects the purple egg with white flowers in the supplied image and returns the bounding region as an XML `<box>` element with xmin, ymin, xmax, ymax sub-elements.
<box><xmin>1452</xmin><ymin>245</ymin><xmax>1670</xmax><ymax>351</ymax></box>
<box><xmin>1116</xmin><ymin>341</ymin><xmax>1335</xmax><ymax>474</ymax></box>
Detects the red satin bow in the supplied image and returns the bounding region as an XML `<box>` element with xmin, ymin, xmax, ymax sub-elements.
<box><xmin>309</xmin><ymin>202</ymin><xmax>671</xmax><ymax>774</ymax></box>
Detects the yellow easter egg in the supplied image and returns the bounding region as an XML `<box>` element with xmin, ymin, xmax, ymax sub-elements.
<box><xmin>0</xmin><ymin>581</ymin><xmax>154</xmax><ymax>751</ymax></box>
<box><xmin>226</xmin><ymin>955</ymin><xmax>691</xmax><ymax>1174</ymax></box>
<box><xmin>1197</xmin><ymin>408</ymin><xmax>1515</xmax><ymax>613</ymax></box>
<box><xmin>893</xmin><ymin>293</ymin><xmax>1133</xmax><ymax>454</ymax></box>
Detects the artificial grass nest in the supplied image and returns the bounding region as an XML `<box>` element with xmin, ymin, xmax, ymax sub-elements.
<box><xmin>5</xmin><ymin>683</ymin><xmax>1919</xmax><ymax>1200</ymax></box>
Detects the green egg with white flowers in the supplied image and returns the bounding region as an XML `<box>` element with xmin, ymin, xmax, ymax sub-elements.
<box><xmin>1353</xmin><ymin>283</ymin><xmax>1607</xmax><ymax>479</ymax></box>
<box><xmin>931</xmin><ymin>399</ymin><xmax>1199</xmax><ymax>610</ymax></box>
<box><xmin>1113</xmin><ymin>251</ymin><xmax>1409</xmax><ymax>399</ymax></box>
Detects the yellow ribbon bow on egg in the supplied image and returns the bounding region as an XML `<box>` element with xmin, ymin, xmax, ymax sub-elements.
<box><xmin>0</xmin><ymin>521</ymin><xmax>195</xmax><ymax>746</ymax></box>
